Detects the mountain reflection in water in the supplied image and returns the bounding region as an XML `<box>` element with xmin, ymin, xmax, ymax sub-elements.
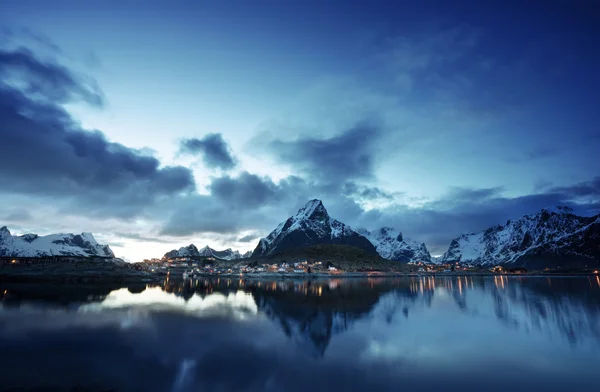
<box><xmin>0</xmin><ymin>276</ymin><xmax>599</xmax><ymax>392</ymax></box>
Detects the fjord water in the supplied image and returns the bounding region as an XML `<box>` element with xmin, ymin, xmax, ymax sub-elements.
<box><xmin>1</xmin><ymin>277</ymin><xmax>599</xmax><ymax>392</ymax></box>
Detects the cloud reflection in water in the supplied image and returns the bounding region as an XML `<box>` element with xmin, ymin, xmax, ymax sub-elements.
<box><xmin>0</xmin><ymin>276</ymin><xmax>599</xmax><ymax>392</ymax></box>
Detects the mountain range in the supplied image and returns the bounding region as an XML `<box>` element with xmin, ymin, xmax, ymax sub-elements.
<box><xmin>2</xmin><ymin>201</ymin><xmax>598</xmax><ymax>269</ymax></box>
<box><xmin>250</xmin><ymin>199</ymin><xmax>429</xmax><ymax>263</ymax></box>
<box><xmin>163</xmin><ymin>244</ymin><xmax>251</xmax><ymax>261</ymax></box>
<box><xmin>441</xmin><ymin>206</ymin><xmax>600</xmax><ymax>268</ymax></box>
<box><xmin>251</xmin><ymin>200</ymin><xmax>599</xmax><ymax>267</ymax></box>
<box><xmin>0</xmin><ymin>226</ymin><xmax>114</xmax><ymax>258</ymax></box>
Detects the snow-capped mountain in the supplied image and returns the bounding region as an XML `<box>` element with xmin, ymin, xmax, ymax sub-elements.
<box><xmin>197</xmin><ymin>245</ymin><xmax>245</xmax><ymax>260</ymax></box>
<box><xmin>252</xmin><ymin>199</ymin><xmax>377</xmax><ymax>257</ymax></box>
<box><xmin>358</xmin><ymin>227</ymin><xmax>431</xmax><ymax>263</ymax></box>
<box><xmin>163</xmin><ymin>244</ymin><xmax>247</xmax><ymax>260</ymax></box>
<box><xmin>441</xmin><ymin>206</ymin><xmax>600</xmax><ymax>268</ymax></box>
<box><xmin>0</xmin><ymin>226</ymin><xmax>114</xmax><ymax>258</ymax></box>
<box><xmin>163</xmin><ymin>244</ymin><xmax>199</xmax><ymax>259</ymax></box>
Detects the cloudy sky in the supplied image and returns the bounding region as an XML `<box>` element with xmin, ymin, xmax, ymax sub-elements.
<box><xmin>0</xmin><ymin>0</ymin><xmax>599</xmax><ymax>260</ymax></box>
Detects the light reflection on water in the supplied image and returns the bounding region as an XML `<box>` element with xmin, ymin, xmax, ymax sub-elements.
<box><xmin>80</xmin><ymin>286</ymin><xmax>258</xmax><ymax>319</ymax></box>
<box><xmin>0</xmin><ymin>276</ymin><xmax>599</xmax><ymax>392</ymax></box>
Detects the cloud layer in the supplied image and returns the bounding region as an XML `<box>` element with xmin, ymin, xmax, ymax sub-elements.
<box><xmin>1</xmin><ymin>26</ymin><xmax>599</xmax><ymax>260</ymax></box>
<box><xmin>265</xmin><ymin>123</ymin><xmax>381</xmax><ymax>188</ymax></box>
<box><xmin>179</xmin><ymin>133</ymin><xmax>236</xmax><ymax>171</ymax></box>
<box><xmin>0</xmin><ymin>46</ymin><xmax>196</xmax><ymax>218</ymax></box>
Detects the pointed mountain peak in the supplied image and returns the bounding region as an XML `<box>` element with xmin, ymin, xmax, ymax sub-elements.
<box><xmin>252</xmin><ymin>199</ymin><xmax>377</xmax><ymax>257</ymax></box>
<box><xmin>295</xmin><ymin>199</ymin><xmax>328</xmax><ymax>221</ymax></box>
<box><xmin>0</xmin><ymin>226</ymin><xmax>10</xmax><ymax>236</ymax></box>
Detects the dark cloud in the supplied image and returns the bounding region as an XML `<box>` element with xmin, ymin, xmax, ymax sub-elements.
<box><xmin>159</xmin><ymin>174</ymin><xmax>311</xmax><ymax>236</ymax></box>
<box><xmin>0</xmin><ymin>47</ymin><xmax>104</xmax><ymax>106</ymax></box>
<box><xmin>0</xmin><ymin>44</ymin><xmax>196</xmax><ymax>218</ymax></box>
<box><xmin>342</xmin><ymin>182</ymin><xmax>398</xmax><ymax>202</ymax></box>
<box><xmin>265</xmin><ymin>123</ymin><xmax>382</xmax><ymax>187</ymax></box>
<box><xmin>160</xmin><ymin>194</ymin><xmax>251</xmax><ymax>236</ymax></box>
<box><xmin>550</xmin><ymin>176</ymin><xmax>600</xmax><ymax>200</ymax></box>
<box><xmin>3</xmin><ymin>26</ymin><xmax>64</xmax><ymax>54</ymax></box>
<box><xmin>113</xmin><ymin>232</ymin><xmax>173</xmax><ymax>244</ymax></box>
<box><xmin>179</xmin><ymin>133</ymin><xmax>236</xmax><ymax>170</ymax></box>
<box><xmin>238</xmin><ymin>233</ymin><xmax>259</xmax><ymax>243</ymax></box>
<box><xmin>0</xmin><ymin>28</ymin><xmax>64</xmax><ymax>66</ymax></box>
<box><xmin>427</xmin><ymin>186</ymin><xmax>505</xmax><ymax>209</ymax></box>
<box><xmin>209</xmin><ymin>172</ymin><xmax>277</xmax><ymax>206</ymax></box>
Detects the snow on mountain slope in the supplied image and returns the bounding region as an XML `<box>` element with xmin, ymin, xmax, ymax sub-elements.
<box><xmin>164</xmin><ymin>244</ymin><xmax>200</xmax><ymax>259</ymax></box>
<box><xmin>0</xmin><ymin>226</ymin><xmax>114</xmax><ymax>258</ymax></box>
<box><xmin>200</xmin><ymin>246</ymin><xmax>243</xmax><ymax>260</ymax></box>
<box><xmin>163</xmin><ymin>244</ymin><xmax>246</xmax><ymax>260</ymax></box>
<box><xmin>358</xmin><ymin>227</ymin><xmax>431</xmax><ymax>263</ymax></box>
<box><xmin>252</xmin><ymin>199</ymin><xmax>377</xmax><ymax>257</ymax></box>
<box><xmin>441</xmin><ymin>206</ymin><xmax>600</xmax><ymax>267</ymax></box>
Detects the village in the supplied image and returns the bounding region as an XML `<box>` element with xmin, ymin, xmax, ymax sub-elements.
<box><xmin>137</xmin><ymin>256</ymin><xmax>337</xmax><ymax>277</ymax></box>
<box><xmin>1</xmin><ymin>255</ymin><xmax>583</xmax><ymax>282</ymax></box>
<box><xmin>131</xmin><ymin>256</ymin><xmax>534</xmax><ymax>278</ymax></box>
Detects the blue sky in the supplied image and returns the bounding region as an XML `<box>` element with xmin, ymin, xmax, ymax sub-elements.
<box><xmin>0</xmin><ymin>0</ymin><xmax>599</xmax><ymax>260</ymax></box>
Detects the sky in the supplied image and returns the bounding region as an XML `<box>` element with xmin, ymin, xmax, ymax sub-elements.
<box><xmin>0</xmin><ymin>0</ymin><xmax>599</xmax><ymax>261</ymax></box>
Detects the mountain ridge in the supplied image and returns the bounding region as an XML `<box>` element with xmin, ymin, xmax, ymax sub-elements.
<box><xmin>358</xmin><ymin>227</ymin><xmax>431</xmax><ymax>263</ymax></box>
<box><xmin>441</xmin><ymin>206</ymin><xmax>600</xmax><ymax>268</ymax></box>
<box><xmin>163</xmin><ymin>244</ymin><xmax>250</xmax><ymax>260</ymax></box>
<box><xmin>0</xmin><ymin>226</ymin><xmax>114</xmax><ymax>258</ymax></box>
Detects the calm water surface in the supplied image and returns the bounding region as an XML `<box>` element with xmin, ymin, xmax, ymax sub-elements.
<box><xmin>1</xmin><ymin>276</ymin><xmax>599</xmax><ymax>391</ymax></box>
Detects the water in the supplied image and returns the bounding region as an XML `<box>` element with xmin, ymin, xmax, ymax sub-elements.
<box><xmin>1</xmin><ymin>276</ymin><xmax>599</xmax><ymax>392</ymax></box>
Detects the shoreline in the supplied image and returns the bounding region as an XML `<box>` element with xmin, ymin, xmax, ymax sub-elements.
<box><xmin>182</xmin><ymin>271</ymin><xmax>599</xmax><ymax>279</ymax></box>
<box><xmin>1</xmin><ymin>263</ymin><xmax>598</xmax><ymax>284</ymax></box>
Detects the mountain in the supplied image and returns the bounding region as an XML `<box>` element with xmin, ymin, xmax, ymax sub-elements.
<box><xmin>0</xmin><ymin>226</ymin><xmax>114</xmax><ymax>258</ymax></box>
<box><xmin>358</xmin><ymin>227</ymin><xmax>431</xmax><ymax>263</ymax></box>
<box><xmin>441</xmin><ymin>206</ymin><xmax>600</xmax><ymax>269</ymax></box>
<box><xmin>252</xmin><ymin>199</ymin><xmax>377</xmax><ymax>257</ymax></box>
<box><xmin>198</xmin><ymin>245</ymin><xmax>243</xmax><ymax>260</ymax></box>
<box><xmin>163</xmin><ymin>244</ymin><xmax>200</xmax><ymax>259</ymax></box>
<box><xmin>163</xmin><ymin>244</ymin><xmax>246</xmax><ymax>260</ymax></box>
